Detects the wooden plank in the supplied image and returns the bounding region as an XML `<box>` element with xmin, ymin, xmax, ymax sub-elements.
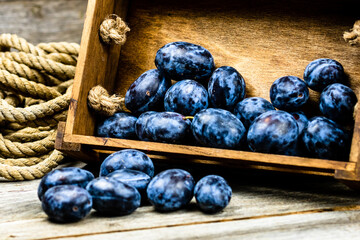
<box><xmin>114</xmin><ymin>0</ymin><xmax>360</xmax><ymax>102</ymax></box>
<box><xmin>1</xmin><ymin>167</ymin><xmax>360</xmax><ymax>239</ymax></box>
<box><xmin>63</xmin><ymin>134</ymin><xmax>356</xmax><ymax>172</ymax></box>
<box><xmin>0</xmin><ymin>0</ymin><xmax>87</xmax><ymax>44</ymax></box>
<box><xmin>65</xmin><ymin>0</ymin><xmax>129</xmax><ymax>137</ymax></box>
<box><xmin>62</xmin><ymin>209</ymin><xmax>360</xmax><ymax>240</ymax></box>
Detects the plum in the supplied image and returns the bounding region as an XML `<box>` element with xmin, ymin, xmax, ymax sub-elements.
<box><xmin>125</xmin><ymin>69</ymin><xmax>171</xmax><ymax>115</ymax></box>
<box><xmin>303</xmin><ymin>58</ymin><xmax>344</xmax><ymax>92</ymax></box>
<box><xmin>147</xmin><ymin>169</ymin><xmax>194</xmax><ymax>212</ymax></box>
<box><xmin>233</xmin><ymin>97</ymin><xmax>275</xmax><ymax>129</ymax></box>
<box><xmin>191</xmin><ymin>108</ymin><xmax>246</xmax><ymax>149</ymax></box>
<box><xmin>247</xmin><ymin>110</ymin><xmax>299</xmax><ymax>155</ymax></box>
<box><xmin>319</xmin><ymin>83</ymin><xmax>357</xmax><ymax>123</ymax></box>
<box><xmin>194</xmin><ymin>175</ymin><xmax>232</xmax><ymax>213</ymax></box>
<box><xmin>42</xmin><ymin>185</ymin><xmax>92</xmax><ymax>223</ymax></box>
<box><xmin>100</xmin><ymin>149</ymin><xmax>154</xmax><ymax>177</ymax></box>
<box><xmin>164</xmin><ymin>80</ymin><xmax>209</xmax><ymax>116</ymax></box>
<box><xmin>208</xmin><ymin>66</ymin><xmax>246</xmax><ymax>111</ymax></box>
<box><xmin>146</xmin><ymin>112</ymin><xmax>191</xmax><ymax>144</ymax></box>
<box><xmin>301</xmin><ymin>116</ymin><xmax>349</xmax><ymax>160</ymax></box>
<box><xmin>86</xmin><ymin>177</ymin><xmax>140</xmax><ymax>216</ymax></box>
<box><xmin>290</xmin><ymin>111</ymin><xmax>309</xmax><ymax>134</ymax></box>
<box><xmin>97</xmin><ymin>112</ymin><xmax>137</xmax><ymax>139</ymax></box>
<box><xmin>270</xmin><ymin>76</ymin><xmax>309</xmax><ymax>111</ymax></box>
<box><xmin>38</xmin><ymin>167</ymin><xmax>94</xmax><ymax>201</ymax></box>
<box><xmin>135</xmin><ymin>111</ymin><xmax>157</xmax><ymax>141</ymax></box>
<box><xmin>108</xmin><ymin>169</ymin><xmax>151</xmax><ymax>199</ymax></box>
<box><xmin>155</xmin><ymin>41</ymin><xmax>215</xmax><ymax>81</ymax></box>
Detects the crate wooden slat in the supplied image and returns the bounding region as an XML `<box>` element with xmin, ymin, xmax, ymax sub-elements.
<box><xmin>57</xmin><ymin>0</ymin><xmax>360</xmax><ymax>186</ymax></box>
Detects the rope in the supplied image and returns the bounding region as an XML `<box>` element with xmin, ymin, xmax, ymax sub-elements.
<box><xmin>344</xmin><ymin>20</ymin><xmax>360</xmax><ymax>46</ymax></box>
<box><xmin>0</xmin><ymin>14</ymin><xmax>130</xmax><ymax>180</ymax></box>
<box><xmin>0</xmin><ymin>34</ymin><xmax>78</xmax><ymax>181</ymax></box>
<box><xmin>99</xmin><ymin>14</ymin><xmax>130</xmax><ymax>45</ymax></box>
<box><xmin>87</xmin><ymin>14</ymin><xmax>130</xmax><ymax>116</ymax></box>
<box><xmin>87</xmin><ymin>85</ymin><xmax>127</xmax><ymax>116</ymax></box>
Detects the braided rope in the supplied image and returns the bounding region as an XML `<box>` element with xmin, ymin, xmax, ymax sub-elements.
<box><xmin>0</xmin><ymin>15</ymin><xmax>130</xmax><ymax>180</ymax></box>
<box><xmin>37</xmin><ymin>42</ymin><xmax>80</xmax><ymax>55</ymax></box>
<box><xmin>99</xmin><ymin>14</ymin><xmax>130</xmax><ymax>45</ymax></box>
<box><xmin>0</xmin><ymin>57</ymin><xmax>47</xmax><ymax>85</ymax></box>
<box><xmin>0</xmin><ymin>150</ymin><xmax>64</xmax><ymax>181</ymax></box>
<box><xmin>0</xmin><ymin>154</ymin><xmax>49</xmax><ymax>167</ymax></box>
<box><xmin>344</xmin><ymin>20</ymin><xmax>360</xmax><ymax>46</ymax></box>
<box><xmin>47</xmin><ymin>53</ymin><xmax>78</xmax><ymax>66</ymax></box>
<box><xmin>0</xmin><ymin>132</ymin><xmax>55</xmax><ymax>158</ymax></box>
<box><xmin>87</xmin><ymin>85</ymin><xmax>127</xmax><ymax>116</ymax></box>
<box><xmin>4</xmin><ymin>129</ymin><xmax>55</xmax><ymax>142</ymax></box>
<box><xmin>0</xmin><ymin>94</ymin><xmax>69</xmax><ymax>123</ymax></box>
<box><xmin>0</xmin><ymin>34</ymin><xmax>46</xmax><ymax>56</ymax></box>
<box><xmin>0</xmin><ymin>52</ymin><xmax>76</xmax><ymax>80</ymax></box>
<box><xmin>0</xmin><ymin>70</ymin><xmax>62</xmax><ymax>100</ymax></box>
<box><xmin>0</xmin><ymin>33</ymin><xmax>78</xmax><ymax>181</ymax></box>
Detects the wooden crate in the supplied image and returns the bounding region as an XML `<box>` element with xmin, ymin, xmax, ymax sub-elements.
<box><xmin>56</xmin><ymin>0</ymin><xmax>360</xmax><ymax>186</ymax></box>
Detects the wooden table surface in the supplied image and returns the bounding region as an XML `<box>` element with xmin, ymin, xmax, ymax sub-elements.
<box><xmin>1</xmin><ymin>160</ymin><xmax>360</xmax><ymax>240</ymax></box>
<box><xmin>1</xmin><ymin>1</ymin><xmax>360</xmax><ymax>239</ymax></box>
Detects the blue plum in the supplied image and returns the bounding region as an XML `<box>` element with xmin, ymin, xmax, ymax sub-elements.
<box><xmin>42</xmin><ymin>185</ymin><xmax>92</xmax><ymax>223</ymax></box>
<box><xmin>86</xmin><ymin>177</ymin><xmax>140</xmax><ymax>216</ymax></box>
<box><xmin>233</xmin><ymin>97</ymin><xmax>275</xmax><ymax>129</ymax></box>
<box><xmin>38</xmin><ymin>167</ymin><xmax>94</xmax><ymax>201</ymax></box>
<box><xmin>135</xmin><ymin>111</ymin><xmax>157</xmax><ymax>141</ymax></box>
<box><xmin>270</xmin><ymin>76</ymin><xmax>309</xmax><ymax>111</ymax></box>
<box><xmin>303</xmin><ymin>58</ymin><xmax>344</xmax><ymax>92</ymax></box>
<box><xmin>108</xmin><ymin>169</ymin><xmax>151</xmax><ymax>198</ymax></box>
<box><xmin>191</xmin><ymin>108</ymin><xmax>246</xmax><ymax>149</ymax></box>
<box><xmin>147</xmin><ymin>169</ymin><xmax>195</xmax><ymax>212</ymax></box>
<box><xmin>164</xmin><ymin>80</ymin><xmax>209</xmax><ymax>116</ymax></box>
<box><xmin>194</xmin><ymin>175</ymin><xmax>232</xmax><ymax>213</ymax></box>
<box><xmin>100</xmin><ymin>149</ymin><xmax>154</xmax><ymax>177</ymax></box>
<box><xmin>319</xmin><ymin>83</ymin><xmax>357</xmax><ymax>122</ymax></box>
<box><xmin>155</xmin><ymin>41</ymin><xmax>215</xmax><ymax>81</ymax></box>
<box><xmin>290</xmin><ymin>111</ymin><xmax>309</xmax><ymax>134</ymax></box>
<box><xmin>301</xmin><ymin>116</ymin><xmax>349</xmax><ymax>160</ymax></box>
<box><xmin>125</xmin><ymin>69</ymin><xmax>171</xmax><ymax>115</ymax></box>
<box><xmin>247</xmin><ymin>110</ymin><xmax>299</xmax><ymax>155</ymax></box>
<box><xmin>97</xmin><ymin>112</ymin><xmax>137</xmax><ymax>139</ymax></box>
<box><xmin>146</xmin><ymin>112</ymin><xmax>191</xmax><ymax>143</ymax></box>
<box><xmin>208</xmin><ymin>66</ymin><xmax>246</xmax><ymax>111</ymax></box>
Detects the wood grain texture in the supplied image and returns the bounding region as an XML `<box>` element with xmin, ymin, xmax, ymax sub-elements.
<box><xmin>0</xmin><ymin>0</ymin><xmax>87</xmax><ymax>44</ymax></box>
<box><xmin>63</xmin><ymin>210</ymin><xmax>360</xmax><ymax>240</ymax></box>
<box><xmin>65</xmin><ymin>0</ymin><xmax>129</xmax><ymax>137</ymax></box>
<box><xmin>63</xmin><ymin>134</ymin><xmax>356</xmax><ymax>173</ymax></box>
<box><xmin>2</xmin><ymin>167</ymin><xmax>360</xmax><ymax>239</ymax></box>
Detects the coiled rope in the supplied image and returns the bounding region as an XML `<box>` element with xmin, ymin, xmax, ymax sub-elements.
<box><xmin>0</xmin><ymin>34</ymin><xmax>76</xmax><ymax>181</ymax></box>
<box><xmin>0</xmin><ymin>14</ymin><xmax>130</xmax><ymax>181</ymax></box>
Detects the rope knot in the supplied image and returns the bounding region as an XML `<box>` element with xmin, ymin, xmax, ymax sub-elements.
<box><xmin>344</xmin><ymin>20</ymin><xmax>360</xmax><ymax>46</ymax></box>
<box><xmin>87</xmin><ymin>85</ymin><xmax>127</xmax><ymax>116</ymax></box>
<box><xmin>99</xmin><ymin>14</ymin><xmax>130</xmax><ymax>45</ymax></box>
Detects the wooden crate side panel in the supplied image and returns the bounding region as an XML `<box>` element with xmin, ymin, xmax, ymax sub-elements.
<box><xmin>65</xmin><ymin>0</ymin><xmax>128</xmax><ymax>136</ymax></box>
<box><xmin>335</xmin><ymin>101</ymin><xmax>360</xmax><ymax>181</ymax></box>
<box><xmin>63</xmin><ymin>134</ymin><xmax>356</xmax><ymax>172</ymax></box>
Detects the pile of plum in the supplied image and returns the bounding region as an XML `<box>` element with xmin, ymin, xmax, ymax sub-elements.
<box><xmin>38</xmin><ymin>149</ymin><xmax>232</xmax><ymax>222</ymax></box>
<box><xmin>97</xmin><ymin>41</ymin><xmax>358</xmax><ymax>161</ymax></box>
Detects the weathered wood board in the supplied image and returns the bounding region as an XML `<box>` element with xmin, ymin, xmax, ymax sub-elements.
<box><xmin>2</xmin><ymin>164</ymin><xmax>360</xmax><ymax>239</ymax></box>
<box><xmin>0</xmin><ymin>0</ymin><xmax>87</xmax><ymax>44</ymax></box>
